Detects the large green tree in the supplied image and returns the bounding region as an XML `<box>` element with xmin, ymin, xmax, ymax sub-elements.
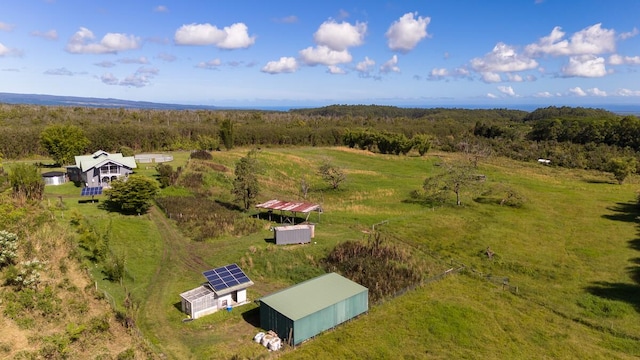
<box><xmin>608</xmin><ymin>157</ymin><xmax>637</xmax><ymax>185</ymax></box>
<box><xmin>39</xmin><ymin>124</ymin><xmax>90</xmax><ymax>166</ymax></box>
<box><xmin>219</xmin><ymin>118</ymin><xmax>234</xmax><ymax>151</ymax></box>
<box><xmin>103</xmin><ymin>175</ymin><xmax>159</xmax><ymax>215</ymax></box>
<box><xmin>232</xmin><ymin>150</ymin><xmax>260</xmax><ymax>210</ymax></box>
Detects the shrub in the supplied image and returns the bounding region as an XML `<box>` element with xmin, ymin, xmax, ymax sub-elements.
<box><xmin>0</xmin><ymin>230</ymin><xmax>18</xmax><ymax>268</ymax></box>
<box><xmin>190</xmin><ymin>150</ymin><xmax>213</xmax><ymax>160</ymax></box>
<box><xmin>323</xmin><ymin>232</ymin><xmax>424</xmax><ymax>303</ymax></box>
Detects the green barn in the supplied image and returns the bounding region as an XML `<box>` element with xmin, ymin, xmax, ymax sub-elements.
<box><xmin>258</xmin><ymin>272</ymin><xmax>368</xmax><ymax>346</ymax></box>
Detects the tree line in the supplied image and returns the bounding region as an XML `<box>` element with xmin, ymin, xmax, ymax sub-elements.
<box><xmin>2</xmin><ymin>103</ymin><xmax>640</xmax><ymax>179</ymax></box>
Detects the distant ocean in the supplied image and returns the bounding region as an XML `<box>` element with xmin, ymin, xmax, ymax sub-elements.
<box><xmin>1</xmin><ymin>92</ymin><xmax>639</xmax><ymax>115</ymax></box>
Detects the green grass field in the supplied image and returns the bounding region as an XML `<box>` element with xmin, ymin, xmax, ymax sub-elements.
<box><xmin>43</xmin><ymin>147</ymin><xmax>640</xmax><ymax>359</ymax></box>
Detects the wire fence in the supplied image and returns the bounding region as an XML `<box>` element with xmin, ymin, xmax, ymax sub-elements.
<box><xmin>374</xmin><ymin>231</ymin><xmax>520</xmax><ymax>306</ymax></box>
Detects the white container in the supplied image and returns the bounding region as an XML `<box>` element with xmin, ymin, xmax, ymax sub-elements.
<box><xmin>253</xmin><ymin>332</ymin><xmax>265</xmax><ymax>343</ymax></box>
<box><xmin>261</xmin><ymin>334</ymin><xmax>274</xmax><ymax>347</ymax></box>
<box><xmin>268</xmin><ymin>337</ymin><xmax>281</xmax><ymax>351</ymax></box>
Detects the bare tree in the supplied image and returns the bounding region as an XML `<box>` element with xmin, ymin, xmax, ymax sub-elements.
<box><xmin>318</xmin><ymin>160</ymin><xmax>346</xmax><ymax>190</ymax></box>
<box><xmin>423</xmin><ymin>160</ymin><xmax>482</xmax><ymax>206</ymax></box>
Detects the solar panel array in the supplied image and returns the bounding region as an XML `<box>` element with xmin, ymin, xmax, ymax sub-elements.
<box><xmin>81</xmin><ymin>187</ymin><xmax>103</xmax><ymax>196</ymax></box>
<box><xmin>203</xmin><ymin>264</ymin><xmax>251</xmax><ymax>292</ymax></box>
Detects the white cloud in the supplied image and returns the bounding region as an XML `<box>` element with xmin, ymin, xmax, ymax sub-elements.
<box><xmin>313</xmin><ymin>20</ymin><xmax>366</xmax><ymax>51</ymax></box>
<box><xmin>471</xmin><ymin>43</ymin><xmax>538</xmax><ymax>73</ymax></box>
<box><xmin>506</xmin><ymin>73</ymin><xmax>524</xmax><ymax>82</ymax></box>
<box><xmin>534</xmin><ymin>91</ymin><xmax>554</xmax><ymax>98</ymax></box>
<box><xmin>497</xmin><ymin>85</ymin><xmax>517</xmax><ymax>96</ymax></box>
<box><xmin>299</xmin><ymin>45</ymin><xmax>352</xmax><ymax>66</ymax></box>
<box><xmin>562</xmin><ymin>55</ymin><xmax>607</xmax><ymax>77</ymax></box>
<box><xmin>587</xmin><ymin>87</ymin><xmax>607</xmax><ymax>96</ymax></box>
<box><xmin>616</xmin><ymin>88</ymin><xmax>640</xmax><ymax>96</ymax></box>
<box><xmin>380</xmin><ymin>55</ymin><xmax>400</xmax><ymax>73</ymax></box>
<box><xmin>118</xmin><ymin>56</ymin><xmax>149</xmax><ymax>64</ymax></box>
<box><xmin>174</xmin><ymin>23</ymin><xmax>255</xmax><ymax>49</ymax></box>
<box><xmin>480</xmin><ymin>72</ymin><xmax>502</xmax><ymax>83</ymax></box>
<box><xmin>525</xmin><ymin>23</ymin><xmax>616</xmax><ymax>57</ymax></box>
<box><xmin>261</xmin><ymin>57</ymin><xmax>298</xmax><ymax>74</ymax></box>
<box><xmin>429</xmin><ymin>67</ymin><xmax>449</xmax><ymax>80</ymax></box>
<box><xmin>156</xmin><ymin>52</ymin><xmax>176</xmax><ymax>62</ymax></box>
<box><xmin>0</xmin><ymin>43</ymin><xmax>9</xmax><ymax>56</ymax></box>
<box><xmin>153</xmin><ymin>5</ymin><xmax>168</xmax><ymax>12</ymax></box>
<box><xmin>327</xmin><ymin>65</ymin><xmax>346</xmax><ymax>74</ymax></box>
<box><xmin>355</xmin><ymin>56</ymin><xmax>375</xmax><ymax>73</ymax></box>
<box><xmin>120</xmin><ymin>74</ymin><xmax>151</xmax><ymax>88</ymax></box>
<box><xmin>609</xmin><ymin>54</ymin><xmax>640</xmax><ymax>65</ymax></box>
<box><xmin>385</xmin><ymin>12</ymin><xmax>430</xmax><ymax>53</ymax></box>
<box><xmin>95</xmin><ymin>61</ymin><xmax>116</xmax><ymax>68</ymax></box>
<box><xmin>569</xmin><ymin>87</ymin><xmax>587</xmax><ymax>96</ymax></box>
<box><xmin>135</xmin><ymin>66</ymin><xmax>159</xmax><ymax>76</ymax></box>
<box><xmin>0</xmin><ymin>22</ymin><xmax>14</xmax><ymax>31</ymax></box>
<box><xmin>44</xmin><ymin>67</ymin><xmax>73</xmax><ymax>76</ymax></box>
<box><xmin>65</xmin><ymin>27</ymin><xmax>141</xmax><ymax>54</ymax></box>
<box><xmin>619</xmin><ymin>27</ymin><xmax>638</xmax><ymax>40</ymax></box>
<box><xmin>196</xmin><ymin>59</ymin><xmax>222</xmax><ymax>69</ymax></box>
<box><xmin>455</xmin><ymin>67</ymin><xmax>470</xmax><ymax>77</ymax></box>
<box><xmin>101</xmin><ymin>67</ymin><xmax>158</xmax><ymax>87</ymax></box>
<box><xmin>101</xmin><ymin>73</ymin><xmax>119</xmax><ymax>85</ymax></box>
<box><xmin>487</xmin><ymin>93</ymin><xmax>498</xmax><ymax>99</ymax></box>
<box><xmin>31</xmin><ymin>29</ymin><xmax>58</xmax><ymax>40</ymax></box>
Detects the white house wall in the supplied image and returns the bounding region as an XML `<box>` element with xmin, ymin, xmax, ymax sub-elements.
<box><xmin>237</xmin><ymin>289</ymin><xmax>247</xmax><ymax>304</ymax></box>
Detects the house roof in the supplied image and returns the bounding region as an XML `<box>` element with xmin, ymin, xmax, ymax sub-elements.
<box><xmin>256</xmin><ymin>199</ymin><xmax>322</xmax><ymax>213</ymax></box>
<box><xmin>74</xmin><ymin>150</ymin><xmax>137</xmax><ymax>172</ymax></box>
<box><xmin>259</xmin><ymin>273</ymin><xmax>368</xmax><ymax>321</ymax></box>
<box><xmin>180</xmin><ymin>285</ymin><xmax>214</xmax><ymax>303</ymax></box>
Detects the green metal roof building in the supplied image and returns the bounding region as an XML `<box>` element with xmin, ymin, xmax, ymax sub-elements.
<box><xmin>259</xmin><ymin>272</ymin><xmax>368</xmax><ymax>346</ymax></box>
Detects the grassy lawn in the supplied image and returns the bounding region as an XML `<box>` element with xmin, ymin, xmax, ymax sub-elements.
<box><xmin>43</xmin><ymin>147</ymin><xmax>640</xmax><ymax>359</ymax></box>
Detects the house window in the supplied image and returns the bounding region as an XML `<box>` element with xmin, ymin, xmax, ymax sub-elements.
<box><xmin>100</xmin><ymin>164</ymin><xmax>119</xmax><ymax>175</ymax></box>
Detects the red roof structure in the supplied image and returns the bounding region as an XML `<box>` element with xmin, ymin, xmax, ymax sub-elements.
<box><xmin>255</xmin><ymin>199</ymin><xmax>323</xmax><ymax>223</ymax></box>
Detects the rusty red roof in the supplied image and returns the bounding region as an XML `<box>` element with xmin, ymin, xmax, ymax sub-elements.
<box><xmin>255</xmin><ymin>199</ymin><xmax>322</xmax><ymax>213</ymax></box>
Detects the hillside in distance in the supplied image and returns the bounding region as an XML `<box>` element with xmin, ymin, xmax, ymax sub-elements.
<box><xmin>0</xmin><ymin>92</ymin><xmax>220</xmax><ymax>111</ymax></box>
<box><xmin>2</xmin><ymin>91</ymin><xmax>640</xmax><ymax>114</ymax></box>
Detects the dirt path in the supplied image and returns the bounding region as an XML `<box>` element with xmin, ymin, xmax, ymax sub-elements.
<box><xmin>136</xmin><ymin>207</ymin><xmax>209</xmax><ymax>359</ymax></box>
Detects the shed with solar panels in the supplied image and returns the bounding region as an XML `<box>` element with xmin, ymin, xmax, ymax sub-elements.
<box><xmin>179</xmin><ymin>264</ymin><xmax>254</xmax><ymax>319</ymax></box>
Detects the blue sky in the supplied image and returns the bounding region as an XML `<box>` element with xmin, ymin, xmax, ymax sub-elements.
<box><xmin>1</xmin><ymin>0</ymin><xmax>639</xmax><ymax>108</ymax></box>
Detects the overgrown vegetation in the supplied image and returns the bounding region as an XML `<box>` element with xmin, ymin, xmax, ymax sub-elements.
<box><xmin>155</xmin><ymin>196</ymin><xmax>263</xmax><ymax>241</ymax></box>
<box><xmin>323</xmin><ymin>232</ymin><xmax>425</xmax><ymax>303</ymax></box>
<box><xmin>0</xmin><ymin>192</ymin><xmax>145</xmax><ymax>359</ymax></box>
<box><xmin>9</xmin><ymin>163</ymin><xmax>44</xmax><ymax>202</ymax></box>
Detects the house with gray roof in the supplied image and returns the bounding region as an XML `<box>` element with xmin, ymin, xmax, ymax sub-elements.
<box><xmin>67</xmin><ymin>150</ymin><xmax>137</xmax><ymax>187</ymax></box>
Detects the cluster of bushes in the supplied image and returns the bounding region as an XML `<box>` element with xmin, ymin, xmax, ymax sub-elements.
<box><xmin>155</xmin><ymin>196</ymin><xmax>263</xmax><ymax>241</ymax></box>
<box><xmin>322</xmin><ymin>232</ymin><xmax>425</xmax><ymax>303</ymax></box>
<box><xmin>343</xmin><ymin>129</ymin><xmax>430</xmax><ymax>155</ymax></box>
